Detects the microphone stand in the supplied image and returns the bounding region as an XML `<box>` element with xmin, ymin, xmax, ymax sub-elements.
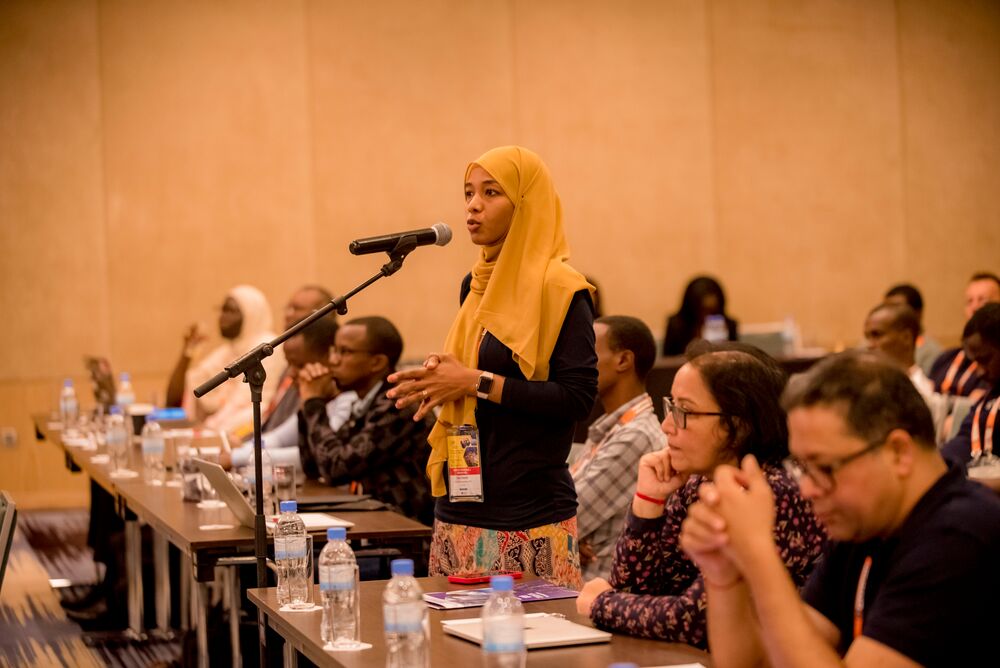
<box><xmin>193</xmin><ymin>236</ymin><xmax>419</xmax><ymax>665</ymax></box>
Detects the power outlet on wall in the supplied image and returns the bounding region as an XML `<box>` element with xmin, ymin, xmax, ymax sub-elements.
<box><xmin>1</xmin><ymin>427</ymin><xmax>16</xmax><ymax>448</ymax></box>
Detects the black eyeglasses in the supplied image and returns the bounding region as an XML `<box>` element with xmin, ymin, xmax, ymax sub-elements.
<box><xmin>783</xmin><ymin>438</ymin><xmax>886</xmax><ymax>493</ymax></box>
<box><xmin>330</xmin><ymin>346</ymin><xmax>372</xmax><ymax>358</ymax></box>
<box><xmin>662</xmin><ymin>397</ymin><xmax>725</xmax><ymax>430</ymax></box>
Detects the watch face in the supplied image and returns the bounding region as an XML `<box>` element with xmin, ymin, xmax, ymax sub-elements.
<box><xmin>477</xmin><ymin>374</ymin><xmax>493</xmax><ymax>395</ymax></box>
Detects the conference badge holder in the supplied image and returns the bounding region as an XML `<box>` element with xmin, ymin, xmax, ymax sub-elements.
<box><xmin>446</xmin><ymin>424</ymin><xmax>484</xmax><ymax>503</ymax></box>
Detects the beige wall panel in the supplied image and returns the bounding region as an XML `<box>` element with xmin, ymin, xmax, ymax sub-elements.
<box><xmin>897</xmin><ymin>0</ymin><xmax>1000</xmax><ymax>343</ymax></box>
<box><xmin>98</xmin><ymin>0</ymin><xmax>314</xmax><ymax>375</ymax></box>
<box><xmin>0</xmin><ymin>379</ymin><xmax>89</xmax><ymax>508</ymax></box>
<box><xmin>0</xmin><ymin>0</ymin><xmax>110</xmax><ymax>380</ymax></box>
<box><xmin>511</xmin><ymin>0</ymin><xmax>715</xmax><ymax>335</ymax></box>
<box><xmin>305</xmin><ymin>0</ymin><xmax>516</xmax><ymax>356</ymax></box>
<box><xmin>709</xmin><ymin>0</ymin><xmax>906</xmax><ymax>348</ymax></box>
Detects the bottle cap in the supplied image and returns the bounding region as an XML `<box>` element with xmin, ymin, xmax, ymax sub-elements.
<box><xmin>63</xmin><ymin>378</ymin><xmax>73</xmax><ymax>387</ymax></box>
<box><xmin>109</xmin><ymin>406</ymin><xmax>123</xmax><ymax>416</ymax></box>
<box><xmin>327</xmin><ymin>527</ymin><xmax>346</xmax><ymax>541</ymax></box>
<box><xmin>390</xmin><ymin>558</ymin><xmax>414</xmax><ymax>577</ymax></box>
<box><xmin>120</xmin><ymin>372</ymin><xmax>131</xmax><ymax>382</ymax></box>
<box><xmin>279</xmin><ymin>500</ymin><xmax>297</xmax><ymax>513</ymax></box>
<box><xmin>490</xmin><ymin>575</ymin><xmax>514</xmax><ymax>591</ymax></box>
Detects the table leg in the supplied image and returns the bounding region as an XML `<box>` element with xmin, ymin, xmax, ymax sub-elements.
<box><xmin>228</xmin><ymin>565</ymin><xmax>242</xmax><ymax>668</ymax></box>
<box><xmin>179</xmin><ymin>556</ymin><xmax>191</xmax><ymax>631</ymax></box>
<box><xmin>195</xmin><ymin>580</ymin><xmax>210</xmax><ymax>668</ymax></box>
<box><xmin>283</xmin><ymin>639</ymin><xmax>298</xmax><ymax>668</ymax></box>
<box><xmin>125</xmin><ymin>517</ymin><xmax>144</xmax><ymax>638</ymax></box>
<box><xmin>153</xmin><ymin>531</ymin><xmax>171</xmax><ymax>633</ymax></box>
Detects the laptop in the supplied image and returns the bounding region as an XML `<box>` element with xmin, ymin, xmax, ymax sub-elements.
<box><xmin>193</xmin><ymin>458</ymin><xmax>354</xmax><ymax>531</ymax></box>
<box><xmin>441</xmin><ymin>612</ymin><xmax>611</xmax><ymax>649</ymax></box>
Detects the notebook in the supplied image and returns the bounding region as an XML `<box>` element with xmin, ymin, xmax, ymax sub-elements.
<box><xmin>441</xmin><ymin>612</ymin><xmax>611</xmax><ymax>649</ymax></box>
<box><xmin>424</xmin><ymin>580</ymin><xmax>578</xmax><ymax>610</ymax></box>
<box><xmin>193</xmin><ymin>458</ymin><xmax>354</xmax><ymax>532</ymax></box>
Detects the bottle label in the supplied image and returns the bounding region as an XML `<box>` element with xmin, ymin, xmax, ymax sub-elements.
<box><xmin>483</xmin><ymin>618</ymin><xmax>525</xmax><ymax>653</ymax></box>
<box><xmin>384</xmin><ymin>601</ymin><xmax>425</xmax><ymax>633</ymax></box>
<box><xmin>142</xmin><ymin>438</ymin><xmax>164</xmax><ymax>455</ymax></box>
<box><xmin>319</xmin><ymin>564</ymin><xmax>356</xmax><ymax>591</ymax></box>
<box><xmin>275</xmin><ymin>535</ymin><xmax>307</xmax><ymax>560</ymax></box>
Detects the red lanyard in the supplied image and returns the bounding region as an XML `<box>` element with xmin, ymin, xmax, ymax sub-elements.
<box><xmin>971</xmin><ymin>397</ymin><xmax>999</xmax><ymax>458</ymax></box>
<box><xmin>853</xmin><ymin>555</ymin><xmax>873</xmax><ymax>639</ymax></box>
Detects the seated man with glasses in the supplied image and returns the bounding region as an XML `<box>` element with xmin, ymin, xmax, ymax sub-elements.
<box><xmin>297</xmin><ymin>316</ymin><xmax>434</xmax><ymax>525</ymax></box>
<box><xmin>681</xmin><ymin>351</ymin><xmax>1000</xmax><ymax>668</ymax></box>
<box><xmin>576</xmin><ymin>342</ymin><xmax>826</xmax><ymax>649</ymax></box>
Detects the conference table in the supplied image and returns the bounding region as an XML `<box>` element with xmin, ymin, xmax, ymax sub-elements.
<box><xmin>248</xmin><ymin>577</ymin><xmax>713</xmax><ymax>668</ymax></box>
<box><xmin>33</xmin><ymin>414</ymin><xmax>432</xmax><ymax>668</ymax></box>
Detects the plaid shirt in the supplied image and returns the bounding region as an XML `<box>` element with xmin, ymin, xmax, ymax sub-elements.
<box><xmin>298</xmin><ymin>381</ymin><xmax>434</xmax><ymax>525</ymax></box>
<box><xmin>571</xmin><ymin>393</ymin><xmax>665</xmax><ymax>580</ymax></box>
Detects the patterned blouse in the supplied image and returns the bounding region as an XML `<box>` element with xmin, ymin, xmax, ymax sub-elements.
<box><xmin>589</xmin><ymin>463</ymin><xmax>826</xmax><ymax>649</ymax></box>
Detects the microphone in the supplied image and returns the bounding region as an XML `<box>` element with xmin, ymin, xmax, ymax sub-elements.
<box><xmin>349</xmin><ymin>223</ymin><xmax>452</xmax><ymax>255</ymax></box>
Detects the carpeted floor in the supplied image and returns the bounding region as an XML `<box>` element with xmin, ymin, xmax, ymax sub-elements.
<box><xmin>1</xmin><ymin>510</ymin><xmax>181</xmax><ymax>667</ymax></box>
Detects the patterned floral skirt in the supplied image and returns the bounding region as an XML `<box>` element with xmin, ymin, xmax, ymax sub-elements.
<box><xmin>428</xmin><ymin>517</ymin><xmax>582</xmax><ymax>589</ymax></box>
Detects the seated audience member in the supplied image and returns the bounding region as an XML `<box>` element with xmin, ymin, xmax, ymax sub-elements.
<box><xmin>863</xmin><ymin>303</ymin><xmax>948</xmax><ymax>438</ymax></box>
<box><xmin>883</xmin><ymin>283</ymin><xmax>941</xmax><ymax>375</ymax></box>
<box><xmin>571</xmin><ymin>316</ymin><xmax>665</xmax><ymax>580</ymax></box>
<box><xmin>165</xmin><ymin>285</ymin><xmax>285</xmax><ymax>431</ymax></box>
<box><xmin>662</xmin><ymin>276</ymin><xmax>738</xmax><ymax>356</ymax></box>
<box><xmin>228</xmin><ymin>313</ymin><xmax>349</xmax><ymax>471</ymax></box>
<box><xmin>297</xmin><ymin>316</ymin><xmax>434</xmax><ymax>524</ymax></box>
<box><xmin>929</xmin><ymin>271</ymin><xmax>1000</xmax><ymax>398</ymax></box>
<box><xmin>576</xmin><ymin>343</ymin><xmax>825</xmax><ymax>649</ymax></box>
<box><xmin>260</xmin><ymin>285</ymin><xmax>334</xmax><ymax>433</ymax></box>
<box><xmin>681</xmin><ymin>351</ymin><xmax>1000</xmax><ymax>667</ymax></box>
<box><xmin>942</xmin><ymin>304</ymin><xmax>1000</xmax><ymax>484</ymax></box>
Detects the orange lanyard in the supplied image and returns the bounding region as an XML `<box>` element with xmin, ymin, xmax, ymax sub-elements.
<box><xmin>570</xmin><ymin>395</ymin><xmax>654</xmax><ymax>475</ymax></box>
<box><xmin>940</xmin><ymin>352</ymin><xmax>965</xmax><ymax>393</ymax></box>
<box><xmin>971</xmin><ymin>397</ymin><xmax>999</xmax><ymax>458</ymax></box>
<box><xmin>853</xmin><ymin>555</ymin><xmax>873</xmax><ymax>639</ymax></box>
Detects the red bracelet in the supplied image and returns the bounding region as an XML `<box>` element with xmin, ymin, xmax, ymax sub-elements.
<box><xmin>634</xmin><ymin>491</ymin><xmax>667</xmax><ymax>505</ymax></box>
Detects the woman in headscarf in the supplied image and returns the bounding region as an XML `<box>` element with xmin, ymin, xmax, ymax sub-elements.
<box><xmin>167</xmin><ymin>284</ymin><xmax>285</xmax><ymax>433</ymax></box>
<box><xmin>388</xmin><ymin>146</ymin><xmax>598</xmax><ymax>588</ymax></box>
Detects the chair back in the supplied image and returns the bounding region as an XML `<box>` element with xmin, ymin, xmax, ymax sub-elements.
<box><xmin>0</xmin><ymin>490</ymin><xmax>16</xmax><ymax>595</ymax></box>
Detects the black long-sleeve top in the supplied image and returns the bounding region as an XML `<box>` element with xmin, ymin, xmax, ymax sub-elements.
<box><xmin>435</xmin><ymin>279</ymin><xmax>598</xmax><ymax>530</ymax></box>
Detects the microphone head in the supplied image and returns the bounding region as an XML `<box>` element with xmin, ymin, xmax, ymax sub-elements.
<box><xmin>432</xmin><ymin>222</ymin><xmax>453</xmax><ymax>247</ymax></box>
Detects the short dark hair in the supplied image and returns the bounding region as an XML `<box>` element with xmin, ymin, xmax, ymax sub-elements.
<box><xmin>596</xmin><ymin>315</ymin><xmax>656</xmax><ymax>380</ymax></box>
<box><xmin>963</xmin><ymin>302</ymin><xmax>1000</xmax><ymax>347</ymax></box>
<box><xmin>884</xmin><ymin>284</ymin><xmax>923</xmax><ymax>314</ymax></box>
<box><xmin>781</xmin><ymin>351</ymin><xmax>936</xmax><ymax>449</ymax></box>
<box><xmin>970</xmin><ymin>272</ymin><xmax>1000</xmax><ymax>289</ymax></box>
<box><xmin>867</xmin><ymin>303</ymin><xmax>920</xmax><ymax>340</ymax></box>
<box><xmin>349</xmin><ymin>316</ymin><xmax>403</xmax><ymax>370</ymax></box>
<box><xmin>301</xmin><ymin>313</ymin><xmax>339</xmax><ymax>357</ymax></box>
<box><xmin>685</xmin><ymin>343</ymin><xmax>789</xmax><ymax>466</ymax></box>
<box><xmin>300</xmin><ymin>284</ymin><xmax>334</xmax><ymax>304</ymax></box>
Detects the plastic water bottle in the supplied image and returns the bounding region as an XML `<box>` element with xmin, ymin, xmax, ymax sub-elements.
<box><xmin>481</xmin><ymin>575</ymin><xmax>526</xmax><ymax>668</ymax></box>
<box><xmin>115</xmin><ymin>372</ymin><xmax>135</xmax><ymax>409</ymax></box>
<box><xmin>141</xmin><ymin>417</ymin><xmax>165</xmax><ymax>485</ymax></box>
<box><xmin>702</xmin><ymin>314</ymin><xmax>728</xmax><ymax>343</ymax></box>
<box><xmin>782</xmin><ymin>315</ymin><xmax>799</xmax><ymax>356</ymax></box>
<box><xmin>319</xmin><ymin>527</ymin><xmax>360</xmax><ymax>647</ymax></box>
<box><xmin>59</xmin><ymin>379</ymin><xmax>79</xmax><ymax>427</ymax></box>
<box><xmin>107</xmin><ymin>407</ymin><xmax>130</xmax><ymax>472</ymax></box>
<box><xmin>246</xmin><ymin>448</ymin><xmax>275</xmax><ymax>516</ymax></box>
<box><xmin>383</xmin><ymin>558</ymin><xmax>428</xmax><ymax>668</ymax></box>
<box><xmin>274</xmin><ymin>500</ymin><xmax>309</xmax><ymax>608</ymax></box>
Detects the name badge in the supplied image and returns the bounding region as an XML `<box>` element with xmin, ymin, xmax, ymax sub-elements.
<box><xmin>446</xmin><ymin>424</ymin><xmax>484</xmax><ymax>503</ymax></box>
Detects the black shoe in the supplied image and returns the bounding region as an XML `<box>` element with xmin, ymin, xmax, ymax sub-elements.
<box><xmin>60</xmin><ymin>584</ymin><xmax>107</xmax><ymax>611</ymax></box>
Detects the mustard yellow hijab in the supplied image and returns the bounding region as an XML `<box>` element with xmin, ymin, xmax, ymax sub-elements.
<box><xmin>427</xmin><ymin>146</ymin><xmax>594</xmax><ymax>496</ymax></box>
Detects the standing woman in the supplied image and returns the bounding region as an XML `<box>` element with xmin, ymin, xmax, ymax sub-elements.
<box><xmin>388</xmin><ymin>146</ymin><xmax>597</xmax><ymax>588</ymax></box>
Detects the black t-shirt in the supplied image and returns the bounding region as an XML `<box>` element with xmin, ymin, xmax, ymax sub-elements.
<box><xmin>941</xmin><ymin>387</ymin><xmax>1000</xmax><ymax>465</ymax></box>
<box><xmin>928</xmin><ymin>347</ymin><xmax>990</xmax><ymax>396</ymax></box>
<box><xmin>801</xmin><ymin>464</ymin><xmax>1000</xmax><ymax>666</ymax></box>
<box><xmin>434</xmin><ymin>281</ymin><xmax>598</xmax><ymax>530</ymax></box>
